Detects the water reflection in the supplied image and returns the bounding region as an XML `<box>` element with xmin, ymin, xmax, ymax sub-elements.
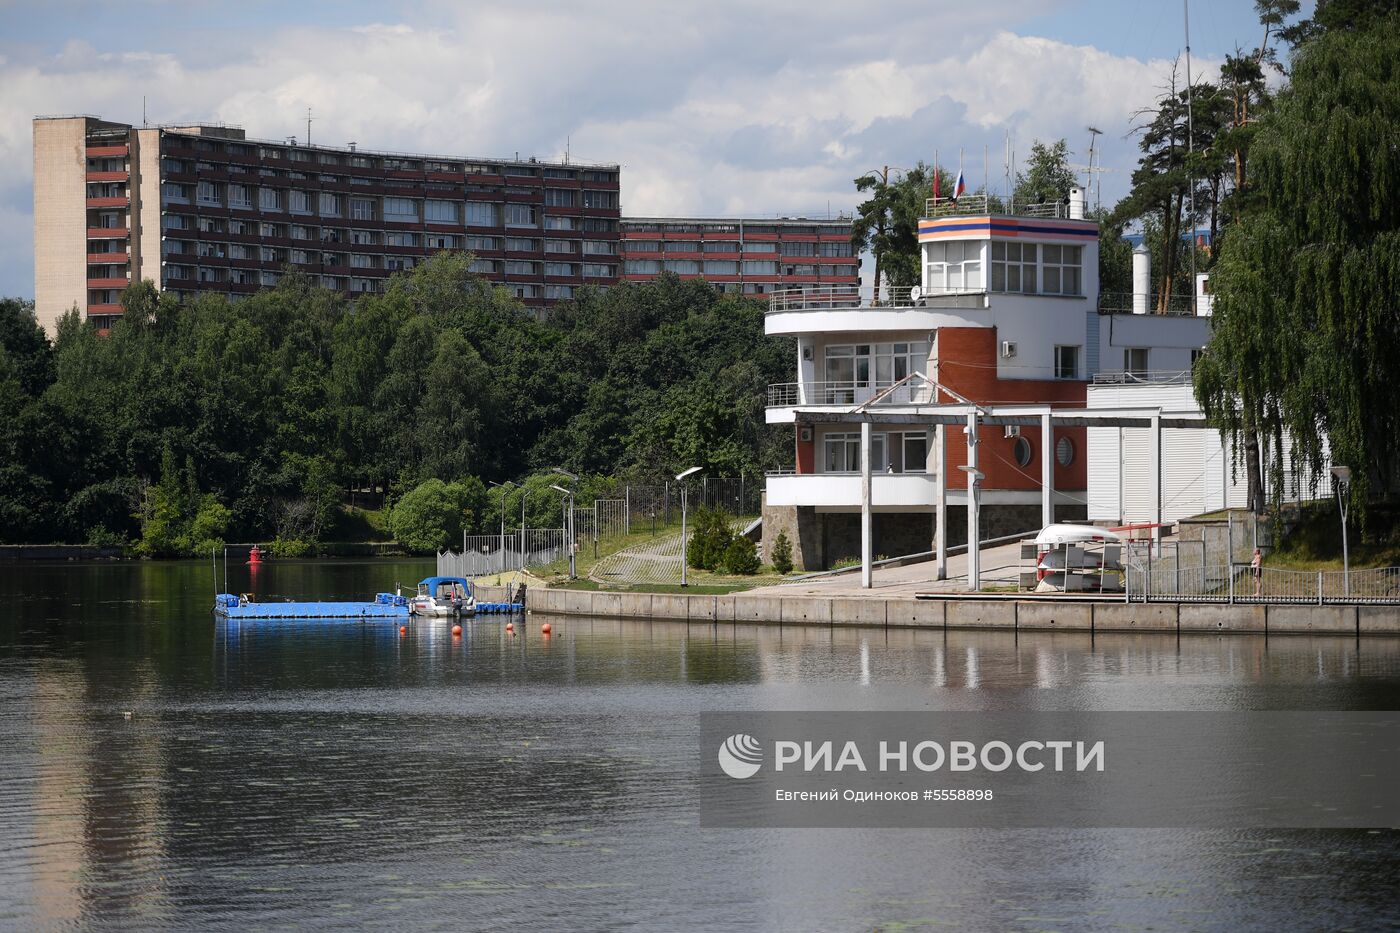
<box><xmin>2</xmin><ymin>560</ymin><xmax>1399</xmax><ymax>930</ymax></box>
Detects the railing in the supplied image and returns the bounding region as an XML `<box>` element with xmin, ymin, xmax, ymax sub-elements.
<box><xmin>924</xmin><ymin>194</ymin><xmax>1072</xmax><ymax>219</ymax></box>
<box><xmin>1125</xmin><ymin>554</ymin><xmax>1400</xmax><ymax>604</ymax></box>
<box><xmin>767</xmin><ymin>283</ymin><xmax>985</xmax><ymax>313</ymax></box>
<box><xmin>1098</xmin><ymin>291</ymin><xmax>1199</xmax><ymax>316</ymax></box>
<box><xmin>767</xmin><ymin>380</ymin><xmax>937</xmax><ymax>407</ymax></box>
<box><xmin>1091</xmin><ymin>370</ymin><xmax>1192</xmax><ymax>386</ymax></box>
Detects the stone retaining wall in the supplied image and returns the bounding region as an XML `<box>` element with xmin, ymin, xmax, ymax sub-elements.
<box><xmin>526</xmin><ymin>588</ymin><xmax>1400</xmax><ymax>636</ymax></box>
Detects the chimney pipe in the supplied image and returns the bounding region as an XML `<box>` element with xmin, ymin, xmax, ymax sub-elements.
<box><xmin>1132</xmin><ymin>244</ymin><xmax>1151</xmax><ymax>315</ymax></box>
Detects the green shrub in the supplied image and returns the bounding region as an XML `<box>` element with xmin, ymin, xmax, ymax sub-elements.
<box><xmin>268</xmin><ymin>537</ymin><xmax>312</xmax><ymax>558</ymax></box>
<box><xmin>687</xmin><ymin>506</ymin><xmax>733</xmax><ymax>570</ymax></box>
<box><xmin>722</xmin><ymin>537</ymin><xmax>761</xmax><ymax>575</ymax></box>
<box><xmin>770</xmin><ymin>531</ymin><xmax>793</xmax><ymax>574</ymax></box>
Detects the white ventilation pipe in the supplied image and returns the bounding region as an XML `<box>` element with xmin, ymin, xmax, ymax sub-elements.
<box><xmin>1132</xmin><ymin>244</ymin><xmax>1151</xmax><ymax>315</ymax></box>
<box><xmin>1068</xmin><ymin>186</ymin><xmax>1087</xmax><ymax>220</ymax></box>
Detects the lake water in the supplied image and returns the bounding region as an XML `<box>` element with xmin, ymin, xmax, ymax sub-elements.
<box><xmin>2</xmin><ymin>559</ymin><xmax>1398</xmax><ymax>931</ymax></box>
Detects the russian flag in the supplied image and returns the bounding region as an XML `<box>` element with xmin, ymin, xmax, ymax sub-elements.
<box><xmin>952</xmin><ymin>169</ymin><xmax>966</xmax><ymax>201</ymax></box>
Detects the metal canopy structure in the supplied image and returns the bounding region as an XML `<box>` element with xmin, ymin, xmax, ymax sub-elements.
<box><xmin>817</xmin><ymin>372</ymin><xmax>1218</xmax><ymax>591</ymax></box>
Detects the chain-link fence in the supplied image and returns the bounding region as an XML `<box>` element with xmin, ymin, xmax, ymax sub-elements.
<box><xmin>1125</xmin><ymin>548</ymin><xmax>1400</xmax><ymax>604</ymax></box>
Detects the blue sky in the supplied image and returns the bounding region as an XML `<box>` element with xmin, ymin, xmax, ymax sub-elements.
<box><xmin>0</xmin><ymin>0</ymin><xmax>1310</xmax><ymax>299</ymax></box>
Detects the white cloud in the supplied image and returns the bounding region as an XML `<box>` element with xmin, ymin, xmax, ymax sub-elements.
<box><xmin>0</xmin><ymin>1</ymin><xmax>1208</xmax><ymax>297</ymax></box>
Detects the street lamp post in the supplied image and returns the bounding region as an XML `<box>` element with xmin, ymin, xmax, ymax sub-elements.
<box><xmin>677</xmin><ymin>467</ymin><xmax>702</xmax><ymax>586</ymax></box>
<box><xmin>958</xmin><ymin>463</ymin><xmax>985</xmax><ymax>593</ymax></box>
<box><xmin>550</xmin><ymin>483</ymin><xmax>576</xmax><ymax>579</ymax></box>
<box><xmin>1331</xmin><ymin>465</ymin><xmax>1352</xmax><ymax>596</ymax></box>
<box><xmin>488</xmin><ymin>480</ymin><xmax>516</xmax><ymax>575</ymax></box>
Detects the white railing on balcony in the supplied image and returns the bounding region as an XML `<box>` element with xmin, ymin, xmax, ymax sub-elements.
<box><xmin>1091</xmin><ymin>370</ymin><xmax>1193</xmax><ymax>386</ymax></box>
<box><xmin>1098</xmin><ymin>291</ymin><xmax>1199</xmax><ymax>317</ymax></box>
<box><xmin>924</xmin><ymin>193</ymin><xmax>1072</xmax><ymax>219</ymax></box>
<box><xmin>768</xmin><ymin>283</ymin><xmax>986</xmax><ymax>313</ymax></box>
<box><xmin>767</xmin><ymin>380</ymin><xmax>937</xmax><ymax>407</ymax></box>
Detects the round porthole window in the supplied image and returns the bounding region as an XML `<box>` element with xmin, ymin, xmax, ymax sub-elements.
<box><xmin>1055</xmin><ymin>436</ymin><xmax>1075</xmax><ymax>467</ymax></box>
<box><xmin>1013</xmin><ymin>436</ymin><xmax>1032</xmax><ymax>467</ymax></box>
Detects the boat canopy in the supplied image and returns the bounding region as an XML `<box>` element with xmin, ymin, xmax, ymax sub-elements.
<box><xmin>1033</xmin><ymin>524</ymin><xmax>1122</xmax><ymax>547</ymax></box>
<box><xmin>418</xmin><ymin>576</ymin><xmax>473</xmax><ymax>593</ymax></box>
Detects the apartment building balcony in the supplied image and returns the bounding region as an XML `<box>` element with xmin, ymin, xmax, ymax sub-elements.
<box><xmin>86</xmin><ymin>196</ymin><xmax>129</xmax><ymax>209</ymax></box>
<box><xmin>86</xmin><ymin>144</ymin><xmax>128</xmax><ymax>158</ymax></box>
<box><xmin>87</xmin><ymin>303</ymin><xmax>123</xmax><ymax>314</ymax></box>
<box><xmin>766</xmin><ymin>284</ymin><xmax>988</xmax><ymax>335</ymax></box>
<box><xmin>87</xmin><ymin>226</ymin><xmax>129</xmax><ymax>239</ymax></box>
<box><xmin>87</xmin><ymin>250</ymin><xmax>128</xmax><ymax>263</ymax></box>
<box><xmin>86</xmin><ymin>170</ymin><xmax>129</xmax><ymax>183</ymax></box>
<box><xmin>87</xmin><ymin>276</ymin><xmax>130</xmax><ymax>290</ymax></box>
<box><xmin>765</xmin><ymin>470</ymin><xmax>942</xmax><ymax>509</ymax></box>
<box><xmin>767</xmin><ymin>379</ymin><xmax>935</xmax><ymax>411</ymax></box>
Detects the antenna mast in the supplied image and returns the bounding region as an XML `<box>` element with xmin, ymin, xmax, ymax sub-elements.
<box><xmin>306</xmin><ymin>107</ymin><xmax>312</xmax><ymax>147</ymax></box>
<box><xmin>1184</xmin><ymin>0</ymin><xmax>1197</xmax><ymax>314</ymax></box>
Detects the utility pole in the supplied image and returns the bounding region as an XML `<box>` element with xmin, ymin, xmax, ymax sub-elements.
<box><xmin>1184</xmin><ymin>0</ymin><xmax>1198</xmax><ymax>315</ymax></box>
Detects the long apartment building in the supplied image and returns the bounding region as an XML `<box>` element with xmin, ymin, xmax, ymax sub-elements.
<box><xmin>33</xmin><ymin>115</ymin><xmax>622</xmax><ymax>333</ymax></box>
<box><xmin>619</xmin><ymin>217</ymin><xmax>858</xmax><ymax>297</ymax></box>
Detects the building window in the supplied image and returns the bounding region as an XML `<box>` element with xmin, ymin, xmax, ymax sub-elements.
<box><xmin>259</xmin><ymin>188</ymin><xmax>281</xmax><ymax>211</ymax></box>
<box><xmin>385</xmin><ymin>231</ymin><xmax>419</xmax><ymax>247</ymax></box>
<box><xmin>544</xmin><ymin>285</ymin><xmax>574</xmax><ymax>299</ymax></box>
<box><xmin>197</xmin><ymin>181</ymin><xmax>219</xmax><ymax>204</ymax></box>
<box><xmin>467</xmin><ymin>235</ymin><xmax>499</xmax><ymax>251</ymax></box>
<box><xmin>229</xmin><ymin>185</ymin><xmax>252</xmax><ymax>209</ymax></box>
<box><xmin>581</xmin><ymin>191</ymin><xmax>617</xmax><ymax>209</ymax></box>
<box><xmin>465</xmin><ymin>202</ymin><xmax>499</xmax><ymax>226</ymax></box>
<box><xmin>1056</xmin><ymin>436</ymin><xmax>1075</xmax><ymax>467</ymax></box>
<box><xmin>624</xmin><ymin>259</ymin><xmax>661</xmax><ymax>275</ymax></box>
<box><xmin>925</xmin><ymin>241</ymin><xmax>983</xmax><ymax>292</ymax></box>
<box><xmin>544</xmin><ymin>215</ymin><xmax>576</xmax><ymax>231</ymax></box>
<box><xmin>627</xmin><ymin>240</ymin><xmax>662</xmax><ymax>253</ymax></box>
<box><xmin>1054</xmin><ymin>345</ymin><xmax>1080</xmax><ymax>380</ymax></box>
<box><xmin>582</xmin><ymin>263</ymin><xmax>614</xmax><ymax>278</ymax></box>
<box><xmin>425</xmin><ymin>199</ymin><xmax>459</xmax><ymax>223</ymax></box>
<box><xmin>384</xmin><ymin>198</ymin><xmax>419</xmax><ymax>222</ymax></box>
<box><xmin>582</xmin><ymin>240</ymin><xmax>616</xmax><ymax>255</ymax></box>
<box><xmin>818</xmin><ymin>241</ymin><xmax>853</xmax><ymax>258</ymax></box>
<box><xmin>1124</xmin><ymin>347</ymin><xmax>1150</xmax><ymax>376</ymax></box>
<box><xmin>990</xmin><ymin>241</ymin><xmax>1037</xmax><ymax>293</ymax></box>
<box><xmin>703</xmin><ymin>260</ymin><xmax>739</xmax><ymax>275</ymax></box>
<box><xmin>582</xmin><ymin>218</ymin><xmax>617</xmax><ymax>232</ymax></box>
<box><xmin>427</xmin><ymin>234</ymin><xmax>458</xmax><ymax>250</ymax></box>
<box><xmin>1041</xmin><ymin>244</ymin><xmax>1083</xmax><ymax>296</ymax></box>
<box><xmin>350</xmin><ymin>198</ymin><xmax>375</xmax><ymax>221</ymax></box>
<box><xmin>1013</xmin><ymin>436</ymin><xmax>1033</xmax><ymax>468</ymax></box>
<box><xmin>260</xmin><ymin>271</ymin><xmax>280</xmax><ymax>286</ymax></box>
<box><xmin>289</xmin><ymin>190</ymin><xmax>311</xmax><ymax>214</ymax></box>
<box><xmin>780</xmin><ymin>241</ymin><xmax>818</xmax><ymax>257</ymax></box>
<box><xmin>665</xmin><ymin>260</ymin><xmax>700</xmax><ymax>274</ymax></box>
<box><xmin>823</xmin><ymin>342</ymin><xmax>928</xmax><ymax>401</ymax></box>
<box><xmin>742</xmin><ymin>260</ymin><xmax>778</xmax><ymax>275</ymax></box>
<box><xmin>510</xmin><ymin>283</ymin><xmax>538</xmax><ymax>298</ymax></box>
<box><xmin>163</xmin><ymin>183</ymin><xmax>189</xmax><ymax>203</ymax></box>
<box><xmin>506</xmin><ymin>237</ymin><xmax>540</xmax><ymax>252</ymax></box>
<box><xmin>504</xmin><ymin>204</ymin><xmax>537</xmax><ymax>228</ymax></box>
<box><xmin>350</xmin><ymin>253</ymin><xmax>375</xmax><ymax>268</ymax></box>
<box><xmin>469</xmin><ymin>258</ymin><xmax>496</xmax><ymax>274</ymax></box>
<box><xmin>543</xmin><ymin>189</ymin><xmax>576</xmax><ymax>207</ymax></box>
<box><xmin>544</xmin><ymin>262</ymin><xmax>575</xmax><ymax>277</ymax></box>
<box><xmin>822</xmin><ymin>433</ymin><xmax>888</xmax><ymax>473</ymax></box>
<box><xmin>743</xmin><ymin>241</ymin><xmax>778</xmax><ymax>253</ymax></box>
<box><xmin>702</xmin><ymin>241</ymin><xmax>737</xmax><ymax>254</ymax></box>
<box><xmin>504</xmin><ymin>260</ymin><xmax>537</xmax><ymax>275</ymax></box>
<box><xmin>544</xmin><ymin>239</ymin><xmax>575</xmax><ymax>254</ymax></box>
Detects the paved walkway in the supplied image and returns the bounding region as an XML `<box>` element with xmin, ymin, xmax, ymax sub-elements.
<box><xmin>740</xmin><ymin>539</ymin><xmax>1028</xmax><ymax>599</ymax></box>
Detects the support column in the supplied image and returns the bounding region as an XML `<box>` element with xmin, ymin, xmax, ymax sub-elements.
<box><xmin>1041</xmin><ymin>411</ymin><xmax>1054</xmax><ymax>530</ymax></box>
<box><xmin>1150</xmin><ymin>412</ymin><xmax>1162</xmax><ymax>555</ymax></box>
<box><xmin>935</xmin><ymin>424</ymin><xmax>947</xmax><ymax>580</ymax></box>
<box><xmin>966</xmin><ymin>410</ymin><xmax>980</xmax><ymax>592</ymax></box>
<box><xmin>861</xmin><ymin>419</ymin><xmax>873</xmax><ymax>589</ymax></box>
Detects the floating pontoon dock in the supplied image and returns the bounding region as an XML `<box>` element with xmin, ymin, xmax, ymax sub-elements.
<box><xmin>213</xmin><ymin>592</ymin><xmax>410</xmax><ymax>620</ymax></box>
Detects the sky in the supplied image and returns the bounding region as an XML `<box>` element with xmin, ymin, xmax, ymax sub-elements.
<box><xmin>0</xmin><ymin>0</ymin><xmax>1306</xmax><ymax>299</ymax></box>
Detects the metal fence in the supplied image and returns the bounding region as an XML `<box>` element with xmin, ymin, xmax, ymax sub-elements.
<box><xmin>1125</xmin><ymin>551</ymin><xmax>1400</xmax><ymax>604</ymax></box>
<box><xmin>618</xmin><ymin>479</ymin><xmax>760</xmax><ymax>529</ymax></box>
<box><xmin>439</xmin><ymin>529</ymin><xmax>567</xmax><ymax>578</ymax></box>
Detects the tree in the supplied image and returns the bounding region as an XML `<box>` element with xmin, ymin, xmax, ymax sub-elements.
<box><xmin>722</xmin><ymin>537</ymin><xmax>761</xmax><ymax>575</ymax></box>
<box><xmin>1194</xmin><ymin>14</ymin><xmax>1400</xmax><ymax>519</ymax></box>
<box><xmin>390</xmin><ymin>478</ymin><xmax>486</xmax><ymax>553</ymax></box>
<box><xmin>851</xmin><ymin>163</ymin><xmax>939</xmax><ymax>299</ymax></box>
<box><xmin>687</xmin><ymin>506</ymin><xmax>734</xmax><ymax>571</ymax></box>
<box><xmin>770</xmin><ymin>530</ymin><xmax>794</xmax><ymax>574</ymax></box>
<box><xmin>1013</xmin><ymin>139</ymin><xmax>1077</xmax><ymax>207</ymax></box>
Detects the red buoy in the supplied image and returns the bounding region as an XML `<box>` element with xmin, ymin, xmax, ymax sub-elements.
<box><xmin>399</xmin><ymin>625</ymin><xmax>407</xmax><ymax>635</ymax></box>
<box><xmin>505</xmin><ymin>622</ymin><xmax>514</xmax><ymax>633</ymax></box>
<box><xmin>541</xmin><ymin>622</ymin><xmax>552</xmax><ymax>636</ymax></box>
<box><xmin>452</xmin><ymin>624</ymin><xmax>463</xmax><ymax>636</ymax></box>
<box><xmin>247</xmin><ymin>544</ymin><xmax>263</xmax><ymax>565</ymax></box>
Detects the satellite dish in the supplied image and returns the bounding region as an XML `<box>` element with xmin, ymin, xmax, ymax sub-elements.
<box><xmin>909</xmin><ymin>286</ymin><xmax>923</xmax><ymax>303</ymax></box>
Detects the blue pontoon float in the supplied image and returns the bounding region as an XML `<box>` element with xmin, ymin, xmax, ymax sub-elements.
<box><xmin>213</xmin><ymin>592</ymin><xmax>410</xmax><ymax>620</ymax></box>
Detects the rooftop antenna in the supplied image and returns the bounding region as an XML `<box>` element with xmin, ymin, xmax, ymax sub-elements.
<box><xmin>348</xmin><ymin>141</ymin><xmax>357</xmax><ymax>152</ymax></box>
<box><xmin>306</xmin><ymin>107</ymin><xmax>312</xmax><ymax>147</ymax></box>
<box><xmin>142</xmin><ymin>95</ymin><xmax>147</xmax><ymax>128</ymax></box>
<box><xmin>1184</xmin><ymin>0</ymin><xmax>1198</xmax><ymax>314</ymax></box>
<box><xmin>565</xmin><ymin>135</ymin><xmax>570</xmax><ymax>164</ymax></box>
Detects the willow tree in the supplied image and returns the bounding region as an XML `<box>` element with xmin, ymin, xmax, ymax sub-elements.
<box><xmin>1194</xmin><ymin>15</ymin><xmax>1400</xmax><ymax>516</ymax></box>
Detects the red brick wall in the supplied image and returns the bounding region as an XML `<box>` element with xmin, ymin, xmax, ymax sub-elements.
<box><xmin>934</xmin><ymin>327</ymin><xmax>1088</xmax><ymax>491</ymax></box>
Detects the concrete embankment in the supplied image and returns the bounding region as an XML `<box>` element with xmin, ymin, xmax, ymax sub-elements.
<box><xmin>526</xmin><ymin>588</ymin><xmax>1400</xmax><ymax>636</ymax></box>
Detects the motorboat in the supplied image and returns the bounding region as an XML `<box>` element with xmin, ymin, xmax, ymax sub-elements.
<box><xmin>410</xmin><ymin>576</ymin><xmax>476</xmax><ymax>617</ymax></box>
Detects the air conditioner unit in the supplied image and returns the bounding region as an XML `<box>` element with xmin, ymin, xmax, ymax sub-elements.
<box><xmin>799</xmin><ymin>427</ymin><xmax>813</xmax><ymax>442</ymax></box>
<box><xmin>802</xmin><ymin>346</ymin><xmax>813</xmax><ymax>361</ymax></box>
<box><xmin>1004</xmin><ymin>425</ymin><xmax>1021</xmax><ymax>438</ymax></box>
<box><xmin>1001</xmin><ymin>340</ymin><xmax>1017</xmax><ymax>359</ymax></box>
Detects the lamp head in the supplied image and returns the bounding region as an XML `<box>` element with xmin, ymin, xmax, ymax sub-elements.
<box><xmin>1331</xmin><ymin>465</ymin><xmax>1352</xmax><ymax>483</ymax></box>
<box><xmin>551</xmin><ymin>467</ymin><xmax>579</xmax><ymax>482</ymax></box>
<box><xmin>549</xmin><ymin>484</ymin><xmax>572</xmax><ymax>496</ymax></box>
<box><xmin>676</xmin><ymin>466</ymin><xmax>702</xmax><ymax>481</ymax></box>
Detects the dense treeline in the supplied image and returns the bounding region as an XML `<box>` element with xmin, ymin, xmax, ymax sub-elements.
<box><xmin>0</xmin><ymin>255</ymin><xmax>792</xmax><ymax>551</ymax></box>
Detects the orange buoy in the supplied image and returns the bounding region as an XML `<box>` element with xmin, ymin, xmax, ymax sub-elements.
<box><xmin>452</xmin><ymin>624</ymin><xmax>463</xmax><ymax>636</ymax></box>
<box><xmin>399</xmin><ymin>625</ymin><xmax>407</xmax><ymax>635</ymax></box>
<box><xmin>541</xmin><ymin>622</ymin><xmax>552</xmax><ymax>635</ymax></box>
<box><xmin>506</xmin><ymin>622</ymin><xmax>514</xmax><ymax>632</ymax></box>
